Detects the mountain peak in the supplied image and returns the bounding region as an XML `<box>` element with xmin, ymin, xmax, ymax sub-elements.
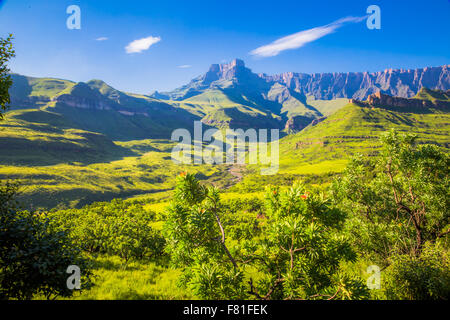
<box><xmin>207</xmin><ymin>58</ymin><xmax>245</xmax><ymax>73</ymax></box>
<box><xmin>229</xmin><ymin>58</ymin><xmax>245</xmax><ymax>68</ymax></box>
<box><xmin>203</xmin><ymin>58</ymin><xmax>249</xmax><ymax>85</ymax></box>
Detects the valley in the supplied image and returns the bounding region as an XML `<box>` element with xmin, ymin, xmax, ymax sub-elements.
<box><xmin>1</xmin><ymin>60</ymin><xmax>449</xmax><ymax>209</ymax></box>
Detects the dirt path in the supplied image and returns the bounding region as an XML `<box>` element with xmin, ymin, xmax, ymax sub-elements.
<box><xmin>228</xmin><ymin>164</ymin><xmax>245</xmax><ymax>184</ymax></box>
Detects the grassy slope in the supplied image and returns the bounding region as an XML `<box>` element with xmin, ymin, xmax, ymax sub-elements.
<box><xmin>0</xmin><ymin>121</ymin><xmax>234</xmax><ymax>209</ymax></box>
<box><xmin>69</xmin><ymin>255</ymin><xmax>192</xmax><ymax>300</ymax></box>
<box><xmin>9</xmin><ymin>74</ymin><xmax>75</xmax><ymax>99</ymax></box>
<box><xmin>414</xmin><ymin>87</ymin><xmax>450</xmax><ymax>102</ymax></box>
<box><xmin>0</xmin><ymin>108</ymin><xmax>129</xmax><ymax>165</ymax></box>
<box><xmin>306</xmin><ymin>96</ymin><xmax>350</xmax><ymax>117</ymax></box>
<box><xmin>278</xmin><ymin>103</ymin><xmax>450</xmax><ymax>174</ymax></box>
<box><xmin>230</xmin><ymin>100</ymin><xmax>450</xmax><ymax>192</ymax></box>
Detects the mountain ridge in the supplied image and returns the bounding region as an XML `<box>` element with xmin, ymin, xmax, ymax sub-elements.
<box><xmin>7</xmin><ymin>60</ymin><xmax>450</xmax><ymax>138</ymax></box>
<box><xmin>155</xmin><ymin>59</ymin><xmax>450</xmax><ymax>101</ymax></box>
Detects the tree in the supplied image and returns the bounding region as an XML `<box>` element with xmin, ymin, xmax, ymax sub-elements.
<box><xmin>383</xmin><ymin>242</ymin><xmax>450</xmax><ymax>300</ymax></box>
<box><xmin>245</xmin><ymin>183</ymin><xmax>368</xmax><ymax>300</ymax></box>
<box><xmin>164</xmin><ymin>173</ymin><xmax>369</xmax><ymax>300</ymax></box>
<box><xmin>164</xmin><ymin>173</ymin><xmax>246</xmax><ymax>299</ymax></box>
<box><xmin>0</xmin><ymin>182</ymin><xmax>92</xmax><ymax>300</ymax></box>
<box><xmin>332</xmin><ymin>130</ymin><xmax>450</xmax><ymax>299</ymax></box>
<box><xmin>332</xmin><ymin>130</ymin><xmax>449</xmax><ymax>259</ymax></box>
<box><xmin>0</xmin><ymin>34</ymin><xmax>92</xmax><ymax>300</ymax></box>
<box><xmin>0</xmin><ymin>34</ymin><xmax>15</xmax><ymax>120</ymax></box>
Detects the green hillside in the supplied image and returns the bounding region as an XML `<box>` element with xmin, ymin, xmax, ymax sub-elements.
<box><xmin>0</xmin><ymin>108</ymin><xmax>129</xmax><ymax>166</ymax></box>
<box><xmin>279</xmin><ymin>103</ymin><xmax>450</xmax><ymax>173</ymax></box>
<box><xmin>231</xmin><ymin>91</ymin><xmax>450</xmax><ymax>192</ymax></box>
<box><xmin>8</xmin><ymin>74</ymin><xmax>75</xmax><ymax>109</ymax></box>
<box><xmin>0</xmin><ymin>135</ymin><xmax>233</xmax><ymax>209</ymax></box>
<box><xmin>2</xmin><ymin>70</ymin><xmax>449</xmax><ymax>211</ymax></box>
<box><xmin>306</xmin><ymin>96</ymin><xmax>350</xmax><ymax>116</ymax></box>
<box><xmin>414</xmin><ymin>87</ymin><xmax>450</xmax><ymax>102</ymax></box>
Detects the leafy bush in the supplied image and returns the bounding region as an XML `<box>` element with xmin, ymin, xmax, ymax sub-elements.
<box><xmin>384</xmin><ymin>241</ymin><xmax>450</xmax><ymax>300</ymax></box>
<box><xmin>49</xmin><ymin>199</ymin><xmax>165</xmax><ymax>262</ymax></box>
<box><xmin>0</xmin><ymin>34</ymin><xmax>15</xmax><ymax>119</ymax></box>
<box><xmin>164</xmin><ymin>173</ymin><xmax>368</xmax><ymax>299</ymax></box>
<box><xmin>0</xmin><ymin>182</ymin><xmax>92</xmax><ymax>300</ymax></box>
<box><xmin>332</xmin><ymin>130</ymin><xmax>449</xmax><ymax>299</ymax></box>
<box><xmin>332</xmin><ymin>130</ymin><xmax>449</xmax><ymax>260</ymax></box>
<box><xmin>245</xmin><ymin>183</ymin><xmax>367</xmax><ymax>300</ymax></box>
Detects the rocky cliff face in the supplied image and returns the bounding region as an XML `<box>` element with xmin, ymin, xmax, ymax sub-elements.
<box><xmin>285</xmin><ymin>115</ymin><xmax>327</xmax><ymax>134</ymax></box>
<box><xmin>203</xmin><ymin>59</ymin><xmax>248</xmax><ymax>84</ymax></box>
<box><xmin>55</xmin><ymin>94</ymin><xmax>113</xmax><ymax>110</ymax></box>
<box><xmin>261</xmin><ymin>65</ymin><xmax>450</xmax><ymax>100</ymax></box>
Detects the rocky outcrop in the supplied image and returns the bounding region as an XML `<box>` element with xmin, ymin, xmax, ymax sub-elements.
<box><xmin>285</xmin><ymin>115</ymin><xmax>325</xmax><ymax>134</ymax></box>
<box><xmin>55</xmin><ymin>94</ymin><xmax>113</xmax><ymax>110</ymax></box>
<box><xmin>346</xmin><ymin>88</ymin><xmax>450</xmax><ymax>114</ymax></box>
<box><xmin>284</xmin><ymin>116</ymin><xmax>301</xmax><ymax>133</ymax></box>
<box><xmin>204</xmin><ymin>59</ymin><xmax>247</xmax><ymax>84</ymax></box>
<box><xmin>117</xmin><ymin>110</ymin><xmax>149</xmax><ymax>117</ymax></box>
<box><xmin>364</xmin><ymin>91</ymin><xmax>450</xmax><ymax>110</ymax></box>
<box><xmin>295</xmin><ymin>139</ymin><xmax>327</xmax><ymax>148</ymax></box>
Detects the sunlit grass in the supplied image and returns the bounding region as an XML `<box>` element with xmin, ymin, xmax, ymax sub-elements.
<box><xmin>64</xmin><ymin>255</ymin><xmax>194</xmax><ymax>300</ymax></box>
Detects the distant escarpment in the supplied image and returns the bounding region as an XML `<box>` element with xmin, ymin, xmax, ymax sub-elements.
<box><xmin>261</xmin><ymin>65</ymin><xmax>450</xmax><ymax>100</ymax></box>
<box><xmin>156</xmin><ymin>60</ymin><xmax>450</xmax><ymax>102</ymax></box>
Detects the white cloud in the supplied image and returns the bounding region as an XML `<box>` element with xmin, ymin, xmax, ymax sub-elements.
<box><xmin>250</xmin><ymin>16</ymin><xmax>366</xmax><ymax>58</ymax></box>
<box><xmin>95</xmin><ymin>37</ymin><xmax>108</xmax><ymax>41</ymax></box>
<box><xmin>125</xmin><ymin>36</ymin><xmax>161</xmax><ymax>54</ymax></box>
<box><xmin>178</xmin><ymin>65</ymin><xmax>192</xmax><ymax>68</ymax></box>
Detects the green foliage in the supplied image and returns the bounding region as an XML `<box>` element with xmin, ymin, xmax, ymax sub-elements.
<box><xmin>384</xmin><ymin>241</ymin><xmax>450</xmax><ymax>300</ymax></box>
<box><xmin>49</xmin><ymin>199</ymin><xmax>165</xmax><ymax>263</ymax></box>
<box><xmin>243</xmin><ymin>183</ymin><xmax>368</xmax><ymax>300</ymax></box>
<box><xmin>164</xmin><ymin>173</ymin><xmax>368</xmax><ymax>300</ymax></box>
<box><xmin>332</xmin><ymin>130</ymin><xmax>449</xmax><ymax>260</ymax></box>
<box><xmin>0</xmin><ymin>34</ymin><xmax>15</xmax><ymax>119</ymax></box>
<box><xmin>332</xmin><ymin>130</ymin><xmax>449</xmax><ymax>299</ymax></box>
<box><xmin>0</xmin><ymin>181</ymin><xmax>92</xmax><ymax>300</ymax></box>
<box><xmin>164</xmin><ymin>173</ymin><xmax>247</xmax><ymax>299</ymax></box>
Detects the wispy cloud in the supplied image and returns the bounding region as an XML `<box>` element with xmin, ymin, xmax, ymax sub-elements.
<box><xmin>95</xmin><ymin>37</ymin><xmax>108</xmax><ymax>41</ymax></box>
<box><xmin>178</xmin><ymin>65</ymin><xmax>192</xmax><ymax>69</ymax></box>
<box><xmin>125</xmin><ymin>36</ymin><xmax>161</xmax><ymax>54</ymax></box>
<box><xmin>250</xmin><ymin>16</ymin><xmax>366</xmax><ymax>58</ymax></box>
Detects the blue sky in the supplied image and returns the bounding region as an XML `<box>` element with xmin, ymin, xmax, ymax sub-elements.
<box><xmin>0</xmin><ymin>0</ymin><xmax>449</xmax><ymax>93</ymax></box>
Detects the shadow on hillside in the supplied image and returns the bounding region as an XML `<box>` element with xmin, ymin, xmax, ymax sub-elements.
<box><xmin>0</xmin><ymin>136</ymin><xmax>138</xmax><ymax>166</ymax></box>
<box><xmin>15</xmin><ymin>187</ymin><xmax>171</xmax><ymax>211</ymax></box>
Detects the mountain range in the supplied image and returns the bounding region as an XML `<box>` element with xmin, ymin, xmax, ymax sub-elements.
<box><xmin>154</xmin><ymin>59</ymin><xmax>450</xmax><ymax>101</ymax></box>
<box><xmin>8</xmin><ymin>60</ymin><xmax>450</xmax><ymax>138</ymax></box>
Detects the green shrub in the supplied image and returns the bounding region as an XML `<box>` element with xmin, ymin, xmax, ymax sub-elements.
<box><xmin>384</xmin><ymin>241</ymin><xmax>450</xmax><ymax>300</ymax></box>
<box><xmin>0</xmin><ymin>181</ymin><xmax>92</xmax><ymax>300</ymax></box>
